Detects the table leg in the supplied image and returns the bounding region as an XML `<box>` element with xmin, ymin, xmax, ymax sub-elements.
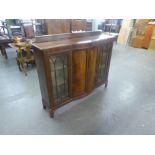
<box><xmin>0</xmin><ymin>46</ymin><xmax>8</xmax><ymax>59</ymax></box>
<box><xmin>3</xmin><ymin>48</ymin><xmax>7</xmax><ymax>59</ymax></box>
<box><xmin>0</xmin><ymin>46</ymin><xmax>4</xmax><ymax>55</ymax></box>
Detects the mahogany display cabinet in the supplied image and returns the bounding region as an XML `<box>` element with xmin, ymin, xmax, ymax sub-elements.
<box><xmin>32</xmin><ymin>31</ymin><xmax>114</xmax><ymax>117</ymax></box>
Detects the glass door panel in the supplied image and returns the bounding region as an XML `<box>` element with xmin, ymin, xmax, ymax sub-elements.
<box><xmin>49</xmin><ymin>54</ymin><xmax>69</xmax><ymax>105</ymax></box>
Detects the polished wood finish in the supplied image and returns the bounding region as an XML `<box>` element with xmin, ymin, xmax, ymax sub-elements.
<box><xmin>72</xmin><ymin>50</ymin><xmax>87</xmax><ymax>97</ymax></box>
<box><xmin>32</xmin><ymin>31</ymin><xmax>114</xmax><ymax>117</ymax></box>
<box><xmin>34</xmin><ymin>50</ymin><xmax>51</xmax><ymax>109</ymax></box>
<box><xmin>86</xmin><ymin>47</ymin><xmax>97</xmax><ymax>92</ymax></box>
<box><xmin>34</xmin><ymin>31</ymin><xmax>101</xmax><ymax>43</ymax></box>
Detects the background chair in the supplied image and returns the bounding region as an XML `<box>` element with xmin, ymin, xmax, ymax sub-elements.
<box><xmin>16</xmin><ymin>43</ymin><xmax>35</xmax><ymax>76</ymax></box>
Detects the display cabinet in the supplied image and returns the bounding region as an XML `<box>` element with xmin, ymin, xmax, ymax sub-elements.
<box><xmin>32</xmin><ymin>31</ymin><xmax>114</xmax><ymax>117</ymax></box>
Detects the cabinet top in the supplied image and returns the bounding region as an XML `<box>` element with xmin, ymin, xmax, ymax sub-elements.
<box><xmin>32</xmin><ymin>31</ymin><xmax>114</xmax><ymax>51</ymax></box>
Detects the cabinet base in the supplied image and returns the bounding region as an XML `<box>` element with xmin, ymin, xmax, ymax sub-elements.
<box><xmin>43</xmin><ymin>104</ymin><xmax>46</xmax><ymax>109</ymax></box>
<box><xmin>105</xmin><ymin>80</ymin><xmax>108</xmax><ymax>88</ymax></box>
<box><xmin>42</xmin><ymin>104</ymin><xmax>54</xmax><ymax>118</ymax></box>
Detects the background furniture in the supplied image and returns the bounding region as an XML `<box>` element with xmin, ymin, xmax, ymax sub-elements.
<box><xmin>142</xmin><ymin>22</ymin><xmax>155</xmax><ymax>49</ymax></box>
<box><xmin>44</xmin><ymin>19</ymin><xmax>92</xmax><ymax>35</ymax></box>
<box><xmin>34</xmin><ymin>19</ymin><xmax>47</xmax><ymax>36</ymax></box>
<box><xmin>86</xmin><ymin>20</ymin><xmax>92</xmax><ymax>31</ymax></box>
<box><xmin>0</xmin><ymin>35</ymin><xmax>13</xmax><ymax>59</ymax></box>
<box><xmin>118</xmin><ymin>19</ymin><xmax>151</xmax><ymax>46</ymax></box>
<box><xmin>22</xmin><ymin>21</ymin><xmax>35</xmax><ymax>38</ymax></box>
<box><xmin>16</xmin><ymin>43</ymin><xmax>34</xmax><ymax>75</ymax></box>
<box><xmin>0</xmin><ymin>25</ymin><xmax>8</xmax><ymax>36</ymax></box>
<box><xmin>2</xmin><ymin>19</ymin><xmax>93</xmax><ymax>38</ymax></box>
<box><xmin>32</xmin><ymin>31</ymin><xmax>114</xmax><ymax>117</ymax></box>
<box><xmin>128</xmin><ymin>20</ymin><xmax>155</xmax><ymax>49</ymax></box>
<box><xmin>45</xmin><ymin>19</ymin><xmax>71</xmax><ymax>34</ymax></box>
<box><xmin>117</xmin><ymin>19</ymin><xmax>135</xmax><ymax>45</ymax></box>
<box><xmin>71</xmin><ymin>19</ymin><xmax>87</xmax><ymax>31</ymax></box>
<box><xmin>5</xmin><ymin>19</ymin><xmax>35</xmax><ymax>38</ymax></box>
<box><xmin>10</xmin><ymin>41</ymin><xmax>35</xmax><ymax>75</ymax></box>
<box><xmin>148</xmin><ymin>26</ymin><xmax>155</xmax><ymax>51</ymax></box>
<box><xmin>10</xmin><ymin>25</ymin><xmax>23</xmax><ymax>36</ymax></box>
<box><xmin>131</xmin><ymin>36</ymin><xmax>144</xmax><ymax>48</ymax></box>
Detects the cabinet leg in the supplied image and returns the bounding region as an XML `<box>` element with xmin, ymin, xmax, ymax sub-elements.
<box><xmin>105</xmin><ymin>80</ymin><xmax>108</xmax><ymax>88</ymax></box>
<box><xmin>16</xmin><ymin>59</ymin><xmax>22</xmax><ymax>71</ymax></box>
<box><xmin>49</xmin><ymin>109</ymin><xmax>54</xmax><ymax>118</ymax></box>
<box><xmin>43</xmin><ymin>104</ymin><xmax>46</xmax><ymax>109</ymax></box>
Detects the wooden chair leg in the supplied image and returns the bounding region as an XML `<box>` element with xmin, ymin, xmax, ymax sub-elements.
<box><xmin>22</xmin><ymin>62</ymin><xmax>27</xmax><ymax>76</ymax></box>
<box><xmin>16</xmin><ymin>59</ymin><xmax>22</xmax><ymax>71</ymax></box>
<box><xmin>26</xmin><ymin>62</ymin><xmax>29</xmax><ymax>68</ymax></box>
<box><xmin>21</xmin><ymin>62</ymin><xmax>24</xmax><ymax>69</ymax></box>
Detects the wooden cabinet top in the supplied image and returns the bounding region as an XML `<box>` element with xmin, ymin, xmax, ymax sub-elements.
<box><xmin>32</xmin><ymin>31</ymin><xmax>114</xmax><ymax>51</ymax></box>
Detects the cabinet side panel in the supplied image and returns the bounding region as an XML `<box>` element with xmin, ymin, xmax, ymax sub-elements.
<box><xmin>86</xmin><ymin>47</ymin><xmax>97</xmax><ymax>92</ymax></box>
<box><xmin>72</xmin><ymin>50</ymin><xmax>87</xmax><ymax>97</ymax></box>
<box><xmin>104</xmin><ymin>40</ymin><xmax>113</xmax><ymax>82</ymax></box>
<box><xmin>34</xmin><ymin>51</ymin><xmax>50</xmax><ymax>108</ymax></box>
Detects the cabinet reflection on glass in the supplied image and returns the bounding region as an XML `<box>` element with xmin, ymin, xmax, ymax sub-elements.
<box><xmin>49</xmin><ymin>54</ymin><xmax>69</xmax><ymax>104</ymax></box>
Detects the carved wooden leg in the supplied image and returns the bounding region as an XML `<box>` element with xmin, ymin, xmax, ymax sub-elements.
<box><xmin>105</xmin><ymin>80</ymin><xmax>108</xmax><ymax>88</ymax></box>
<box><xmin>43</xmin><ymin>104</ymin><xmax>46</xmax><ymax>109</ymax></box>
<box><xmin>16</xmin><ymin>59</ymin><xmax>22</xmax><ymax>71</ymax></box>
<box><xmin>49</xmin><ymin>109</ymin><xmax>54</xmax><ymax>118</ymax></box>
<box><xmin>22</xmin><ymin>62</ymin><xmax>27</xmax><ymax>76</ymax></box>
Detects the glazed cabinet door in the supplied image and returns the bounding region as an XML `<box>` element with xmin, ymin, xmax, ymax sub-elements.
<box><xmin>49</xmin><ymin>53</ymin><xmax>71</xmax><ymax>107</ymax></box>
<box><xmin>72</xmin><ymin>50</ymin><xmax>87</xmax><ymax>97</ymax></box>
<box><xmin>96</xmin><ymin>43</ymin><xmax>111</xmax><ymax>86</ymax></box>
<box><xmin>86</xmin><ymin>47</ymin><xmax>97</xmax><ymax>92</ymax></box>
